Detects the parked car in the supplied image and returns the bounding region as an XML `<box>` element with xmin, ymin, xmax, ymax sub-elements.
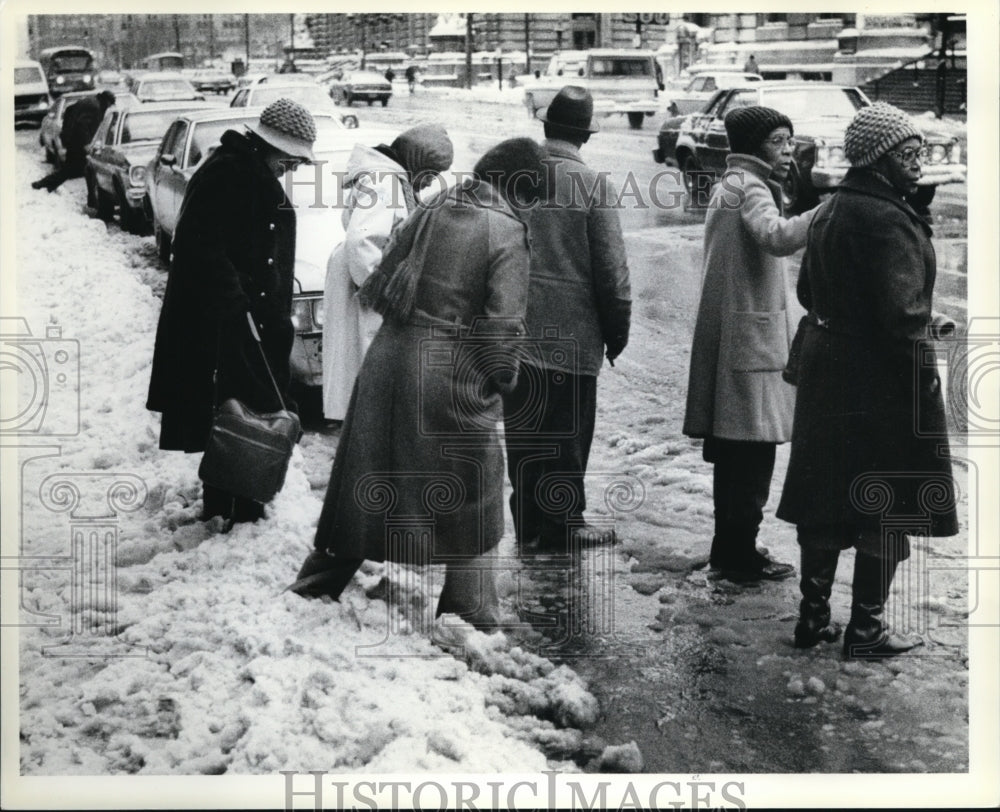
<box><xmin>39</xmin><ymin>89</ymin><xmax>137</xmax><ymax>166</ymax></box>
<box><xmin>144</xmin><ymin>108</ymin><xmax>394</xmax><ymax>386</ymax></box>
<box><xmin>230</xmin><ymin>80</ymin><xmax>358</xmax><ymax>128</ymax></box>
<box><xmin>190</xmin><ymin>68</ymin><xmax>236</xmax><ymax>94</ymax></box>
<box><xmin>652</xmin><ymin>82</ymin><xmax>966</xmax><ymax>211</ymax></box>
<box><xmin>14</xmin><ymin>59</ymin><xmax>51</xmax><ymax>126</ymax></box>
<box><xmin>521</xmin><ymin>49</ymin><xmax>664</xmax><ymax>129</ymax></box>
<box><xmin>127</xmin><ymin>72</ymin><xmax>206</xmax><ymax>103</ymax></box>
<box><xmin>96</xmin><ymin>69</ymin><xmax>128</xmax><ymax>90</ymax></box>
<box><xmin>85</xmin><ymin>101</ymin><xmax>209</xmax><ymax>232</ymax></box>
<box><xmin>664</xmin><ymin>72</ymin><xmax>762</xmax><ymax>117</ymax></box>
<box><xmin>38</xmin><ymin>46</ymin><xmax>96</xmax><ymax>96</ymax></box>
<box><xmin>326</xmin><ymin>70</ymin><xmax>393</xmax><ymax>107</ymax></box>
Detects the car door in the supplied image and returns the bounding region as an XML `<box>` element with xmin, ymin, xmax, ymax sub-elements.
<box><xmin>152</xmin><ymin>119</ymin><xmax>190</xmax><ymax>237</ymax></box>
<box><xmin>89</xmin><ymin>109</ymin><xmax>120</xmax><ymax>193</ymax></box>
<box><xmin>230</xmin><ymin>89</ymin><xmax>248</xmax><ymax>107</ymax></box>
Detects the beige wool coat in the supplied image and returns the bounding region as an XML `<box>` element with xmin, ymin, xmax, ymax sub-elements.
<box><xmin>683</xmin><ymin>154</ymin><xmax>817</xmax><ymax>443</ymax></box>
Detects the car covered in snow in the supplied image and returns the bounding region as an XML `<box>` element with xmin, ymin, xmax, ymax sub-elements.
<box><xmin>127</xmin><ymin>71</ymin><xmax>206</xmax><ymax>103</ymax></box>
<box><xmin>230</xmin><ymin>80</ymin><xmax>359</xmax><ymax>129</ymax></box>
<box><xmin>85</xmin><ymin>101</ymin><xmax>210</xmax><ymax>233</ymax></box>
<box><xmin>652</xmin><ymin>81</ymin><xmax>966</xmax><ymax>212</ymax></box>
<box><xmin>14</xmin><ymin>59</ymin><xmax>51</xmax><ymax>126</ymax></box>
<box><xmin>189</xmin><ymin>68</ymin><xmax>236</xmax><ymax>95</ymax></box>
<box><xmin>39</xmin><ymin>89</ymin><xmax>137</xmax><ymax>166</ymax></box>
<box><xmin>326</xmin><ymin>70</ymin><xmax>393</xmax><ymax>107</ymax></box>
<box><xmin>143</xmin><ymin>108</ymin><xmax>388</xmax><ymax>386</ymax></box>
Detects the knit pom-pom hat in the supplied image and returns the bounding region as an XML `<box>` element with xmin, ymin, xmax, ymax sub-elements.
<box><xmin>843</xmin><ymin>102</ymin><xmax>923</xmax><ymax>167</ymax></box>
<box><xmin>246</xmin><ymin>98</ymin><xmax>317</xmax><ymax>163</ymax></box>
<box><xmin>724</xmin><ymin>105</ymin><xmax>794</xmax><ymax>156</ymax></box>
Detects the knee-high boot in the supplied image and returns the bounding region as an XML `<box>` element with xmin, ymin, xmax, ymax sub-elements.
<box><xmin>843</xmin><ymin>552</ymin><xmax>921</xmax><ymax>659</ymax></box>
<box><xmin>794</xmin><ymin>547</ymin><xmax>842</xmax><ymax>648</ymax></box>
<box><xmin>286</xmin><ymin>549</ymin><xmax>363</xmax><ymax>600</ymax></box>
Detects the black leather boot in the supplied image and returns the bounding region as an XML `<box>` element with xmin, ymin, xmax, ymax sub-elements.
<box><xmin>843</xmin><ymin>552</ymin><xmax>922</xmax><ymax>659</ymax></box>
<box><xmin>286</xmin><ymin>549</ymin><xmax>363</xmax><ymax>600</ymax></box>
<box><xmin>794</xmin><ymin>547</ymin><xmax>842</xmax><ymax>648</ymax></box>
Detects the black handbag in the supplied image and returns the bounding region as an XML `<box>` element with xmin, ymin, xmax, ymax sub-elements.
<box><xmin>198</xmin><ymin>313</ymin><xmax>301</xmax><ymax>504</ymax></box>
<box><xmin>782</xmin><ymin>314</ymin><xmax>809</xmax><ymax>386</ymax></box>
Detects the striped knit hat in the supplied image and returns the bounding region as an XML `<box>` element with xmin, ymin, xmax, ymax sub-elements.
<box><xmin>843</xmin><ymin>102</ymin><xmax>923</xmax><ymax>167</ymax></box>
<box><xmin>246</xmin><ymin>98</ymin><xmax>317</xmax><ymax>163</ymax></box>
<box><xmin>724</xmin><ymin>105</ymin><xmax>793</xmax><ymax>156</ymax></box>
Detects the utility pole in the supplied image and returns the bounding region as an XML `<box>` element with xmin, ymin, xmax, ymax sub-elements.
<box><xmin>173</xmin><ymin>14</ymin><xmax>181</xmax><ymax>55</ymax></box>
<box><xmin>465</xmin><ymin>13</ymin><xmax>474</xmax><ymax>89</ymax></box>
<box><xmin>524</xmin><ymin>14</ymin><xmax>531</xmax><ymax>75</ymax></box>
<box><xmin>245</xmin><ymin>14</ymin><xmax>251</xmax><ymax>66</ymax></box>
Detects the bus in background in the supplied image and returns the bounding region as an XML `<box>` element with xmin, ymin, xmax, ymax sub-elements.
<box><xmin>141</xmin><ymin>52</ymin><xmax>184</xmax><ymax>72</ymax></box>
<box><xmin>38</xmin><ymin>46</ymin><xmax>96</xmax><ymax>96</ymax></box>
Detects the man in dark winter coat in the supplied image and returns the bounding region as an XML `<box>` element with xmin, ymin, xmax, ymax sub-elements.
<box><xmin>777</xmin><ymin>102</ymin><xmax>959</xmax><ymax>658</ymax></box>
<box><xmin>503</xmin><ymin>85</ymin><xmax>632</xmax><ymax>553</ymax></box>
<box><xmin>32</xmin><ymin>90</ymin><xmax>115</xmax><ymax>192</ymax></box>
<box><xmin>146</xmin><ymin>98</ymin><xmax>317</xmax><ymax>524</ymax></box>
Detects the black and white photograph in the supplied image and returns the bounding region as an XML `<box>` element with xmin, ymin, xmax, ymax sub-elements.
<box><xmin>1</xmin><ymin>2</ymin><xmax>997</xmax><ymax>809</ymax></box>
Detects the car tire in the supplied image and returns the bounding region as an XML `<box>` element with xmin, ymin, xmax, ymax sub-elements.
<box><xmin>681</xmin><ymin>153</ymin><xmax>702</xmax><ymax>200</ymax></box>
<box><xmin>627</xmin><ymin>112</ymin><xmax>645</xmax><ymax>130</ymax></box>
<box><xmin>780</xmin><ymin>161</ymin><xmax>818</xmax><ymax>215</ymax></box>
<box><xmin>154</xmin><ymin>223</ymin><xmax>172</xmax><ymax>265</ymax></box>
<box><xmin>95</xmin><ymin>186</ymin><xmax>114</xmax><ymax>222</ymax></box>
<box><xmin>366</xmin><ymin>99</ymin><xmax>373</xmax><ymax>106</ymax></box>
<box><xmin>381</xmin><ymin>97</ymin><xmax>388</xmax><ymax>107</ymax></box>
<box><xmin>344</xmin><ymin>93</ymin><xmax>353</xmax><ymax>106</ymax></box>
<box><xmin>116</xmin><ymin>182</ymin><xmax>145</xmax><ymax>235</ymax></box>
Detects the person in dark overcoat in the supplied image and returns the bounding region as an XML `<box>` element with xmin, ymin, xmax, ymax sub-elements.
<box><xmin>776</xmin><ymin>102</ymin><xmax>959</xmax><ymax>658</ymax></box>
<box><xmin>146</xmin><ymin>98</ymin><xmax>317</xmax><ymax>524</ymax></box>
<box><xmin>683</xmin><ymin>106</ymin><xmax>818</xmax><ymax>583</ymax></box>
<box><xmin>32</xmin><ymin>90</ymin><xmax>115</xmax><ymax>192</ymax></box>
<box><xmin>503</xmin><ymin>85</ymin><xmax>632</xmax><ymax>554</ymax></box>
<box><xmin>290</xmin><ymin>138</ymin><xmax>549</xmax><ymax>631</ymax></box>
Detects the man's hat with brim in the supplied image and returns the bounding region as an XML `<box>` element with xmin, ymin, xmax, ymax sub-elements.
<box><xmin>245</xmin><ymin>98</ymin><xmax>317</xmax><ymax>163</ymax></box>
<box><xmin>537</xmin><ymin>85</ymin><xmax>599</xmax><ymax>133</ymax></box>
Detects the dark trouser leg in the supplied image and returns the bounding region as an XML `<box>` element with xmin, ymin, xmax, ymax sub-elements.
<box><xmin>503</xmin><ymin>366</ymin><xmax>596</xmax><ymax>545</ymax></box>
<box><xmin>32</xmin><ymin>154</ymin><xmax>85</xmax><ymax>191</ymax></box>
<box><xmin>794</xmin><ymin>530</ymin><xmax>842</xmax><ymax>647</ymax></box>
<box><xmin>707</xmin><ymin>438</ymin><xmax>776</xmax><ymax>568</ymax></box>
<box><xmin>201</xmin><ymin>483</ymin><xmax>264</xmax><ymax>524</ymax></box>
<box><xmin>843</xmin><ymin>550</ymin><xmax>921</xmax><ymax>659</ymax></box>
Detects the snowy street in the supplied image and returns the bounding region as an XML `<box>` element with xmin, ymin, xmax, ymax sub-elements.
<box><xmin>3</xmin><ymin>85</ymin><xmax>989</xmax><ymax>807</ymax></box>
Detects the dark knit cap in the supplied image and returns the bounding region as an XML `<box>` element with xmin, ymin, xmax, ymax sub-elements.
<box><xmin>724</xmin><ymin>105</ymin><xmax>794</xmax><ymax>156</ymax></box>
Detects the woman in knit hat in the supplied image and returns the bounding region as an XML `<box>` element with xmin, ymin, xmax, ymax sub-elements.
<box><xmin>291</xmin><ymin>138</ymin><xmax>548</xmax><ymax>632</ymax></box>
<box><xmin>776</xmin><ymin>102</ymin><xmax>958</xmax><ymax>658</ymax></box>
<box><xmin>322</xmin><ymin>123</ymin><xmax>454</xmax><ymax>422</ymax></box>
<box><xmin>683</xmin><ymin>105</ymin><xmax>819</xmax><ymax>584</ymax></box>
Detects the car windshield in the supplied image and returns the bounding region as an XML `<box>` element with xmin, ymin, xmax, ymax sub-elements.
<box><xmin>53</xmin><ymin>55</ymin><xmax>93</xmax><ymax>71</ymax></box>
<box><xmin>15</xmin><ymin>67</ymin><xmax>44</xmax><ymax>84</ymax></box>
<box><xmin>589</xmin><ymin>58</ymin><xmax>652</xmax><ymax>77</ymax></box>
<box><xmin>726</xmin><ymin>87</ymin><xmax>865</xmax><ymax>119</ymax></box>
<box><xmin>140</xmin><ymin>80</ymin><xmax>197</xmax><ymax>99</ymax></box>
<box><xmin>249</xmin><ymin>85</ymin><xmax>328</xmax><ymax>108</ymax></box>
<box><xmin>122</xmin><ymin>110</ymin><xmax>193</xmax><ymax>143</ymax></box>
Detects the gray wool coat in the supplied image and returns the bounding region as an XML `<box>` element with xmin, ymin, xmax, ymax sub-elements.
<box><xmin>313</xmin><ymin>180</ymin><xmax>532</xmax><ymax>563</ymax></box>
<box><xmin>683</xmin><ymin>154</ymin><xmax>816</xmax><ymax>443</ymax></box>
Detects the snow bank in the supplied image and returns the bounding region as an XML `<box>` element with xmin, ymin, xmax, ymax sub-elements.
<box><xmin>12</xmin><ymin>148</ymin><xmax>600</xmax><ymax>775</ymax></box>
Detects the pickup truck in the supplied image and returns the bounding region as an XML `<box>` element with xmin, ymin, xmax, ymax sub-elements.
<box><xmin>522</xmin><ymin>49</ymin><xmax>664</xmax><ymax>129</ymax></box>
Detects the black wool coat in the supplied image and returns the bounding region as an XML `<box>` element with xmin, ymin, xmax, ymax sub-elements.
<box><xmin>776</xmin><ymin>169</ymin><xmax>958</xmax><ymax>539</ymax></box>
<box><xmin>147</xmin><ymin>130</ymin><xmax>297</xmax><ymax>452</ymax></box>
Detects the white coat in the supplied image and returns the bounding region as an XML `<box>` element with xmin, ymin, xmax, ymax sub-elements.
<box><xmin>322</xmin><ymin>144</ymin><xmax>413</xmax><ymax>420</ymax></box>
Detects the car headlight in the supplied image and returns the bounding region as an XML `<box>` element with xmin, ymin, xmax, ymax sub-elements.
<box><xmin>83</xmin><ymin>74</ymin><xmax>91</xmax><ymax>83</ymax></box>
<box><xmin>129</xmin><ymin>165</ymin><xmax>146</xmax><ymax>186</ymax></box>
<box><xmin>56</xmin><ymin>75</ymin><xmax>65</xmax><ymax>84</ymax></box>
<box><xmin>291</xmin><ymin>297</ymin><xmax>316</xmax><ymax>333</ymax></box>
